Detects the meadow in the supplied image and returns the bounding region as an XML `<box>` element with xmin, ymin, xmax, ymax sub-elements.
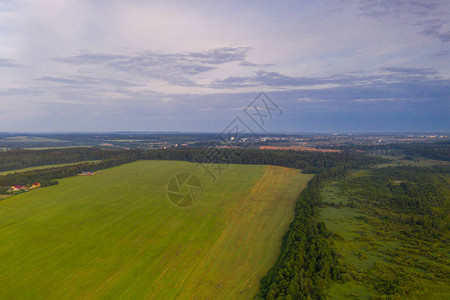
<box><xmin>0</xmin><ymin>160</ymin><xmax>311</xmax><ymax>299</ymax></box>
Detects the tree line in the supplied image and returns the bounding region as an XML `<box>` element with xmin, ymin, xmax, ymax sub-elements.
<box><xmin>257</xmin><ymin>163</ymin><xmax>362</xmax><ymax>299</ymax></box>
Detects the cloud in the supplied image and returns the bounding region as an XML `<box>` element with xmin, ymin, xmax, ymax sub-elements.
<box><xmin>239</xmin><ymin>62</ymin><xmax>258</xmax><ymax>67</ymax></box>
<box><xmin>2</xmin><ymin>73</ymin><xmax>448</xmax><ymax>131</ymax></box>
<box><xmin>210</xmin><ymin>71</ymin><xmax>374</xmax><ymax>89</ymax></box>
<box><xmin>0</xmin><ymin>87</ymin><xmax>41</xmax><ymax>96</ymax></box>
<box><xmin>0</xmin><ymin>58</ymin><xmax>18</xmax><ymax>67</ymax></box>
<box><xmin>381</xmin><ymin>67</ymin><xmax>438</xmax><ymax>75</ymax></box>
<box><xmin>35</xmin><ymin>76</ymin><xmax>99</xmax><ymax>85</ymax></box>
<box><xmin>210</xmin><ymin>71</ymin><xmax>332</xmax><ymax>88</ymax></box>
<box><xmin>297</xmin><ymin>97</ymin><xmax>327</xmax><ymax>103</ymax></box>
<box><xmin>34</xmin><ymin>75</ymin><xmax>139</xmax><ymax>88</ymax></box>
<box><xmin>210</xmin><ymin>65</ymin><xmax>447</xmax><ymax>90</ymax></box>
<box><xmin>416</xmin><ymin>19</ymin><xmax>450</xmax><ymax>43</ymax></box>
<box><xmin>359</xmin><ymin>0</ymin><xmax>450</xmax><ymax>43</ymax></box>
<box><xmin>352</xmin><ymin>98</ymin><xmax>400</xmax><ymax>102</ymax></box>
<box><xmin>56</xmin><ymin>47</ymin><xmax>251</xmax><ymax>69</ymax></box>
<box><xmin>424</xmin><ymin>28</ymin><xmax>450</xmax><ymax>43</ymax></box>
<box><xmin>432</xmin><ymin>49</ymin><xmax>450</xmax><ymax>56</ymax></box>
<box><xmin>187</xmin><ymin>47</ymin><xmax>251</xmax><ymax>64</ymax></box>
<box><xmin>55</xmin><ymin>47</ymin><xmax>252</xmax><ymax>86</ymax></box>
<box><xmin>1</xmin><ymin>0</ymin><xmax>449</xmax><ymax>132</ymax></box>
<box><xmin>291</xmin><ymin>78</ymin><xmax>450</xmax><ymax>104</ymax></box>
<box><xmin>55</xmin><ymin>53</ymin><xmax>128</xmax><ymax>64</ymax></box>
<box><xmin>359</xmin><ymin>0</ymin><xmax>439</xmax><ymax>18</ymax></box>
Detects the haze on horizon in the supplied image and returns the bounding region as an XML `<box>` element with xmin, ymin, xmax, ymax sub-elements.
<box><xmin>0</xmin><ymin>0</ymin><xmax>449</xmax><ymax>133</ymax></box>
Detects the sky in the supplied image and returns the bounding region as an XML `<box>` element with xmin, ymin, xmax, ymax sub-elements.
<box><xmin>0</xmin><ymin>0</ymin><xmax>449</xmax><ymax>133</ymax></box>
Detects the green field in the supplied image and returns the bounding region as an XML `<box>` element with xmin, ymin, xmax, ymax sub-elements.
<box><xmin>0</xmin><ymin>160</ymin><xmax>311</xmax><ymax>299</ymax></box>
<box><xmin>0</xmin><ymin>161</ymin><xmax>100</xmax><ymax>176</ymax></box>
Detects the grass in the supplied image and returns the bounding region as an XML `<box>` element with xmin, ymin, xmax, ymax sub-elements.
<box><xmin>320</xmin><ymin>206</ymin><xmax>390</xmax><ymax>273</ymax></box>
<box><xmin>327</xmin><ymin>281</ymin><xmax>373</xmax><ymax>299</ymax></box>
<box><xmin>321</xmin><ymin>184</ymin><xmax>349</xmax><ymax>205</ymax></box>
<box><xmin>0</xmin><ymin>161</ymin><xmax>100</xmax><ymax>176</ymax></box>
<box><xmin>320</xmin><ymin>199</ymin><xmax>397</xmax><ymax>298</ymax></box>
<box><xmin>0</xmin><ymin>160</ymin><xmax>311</xmax><ymax>299</ymax></box>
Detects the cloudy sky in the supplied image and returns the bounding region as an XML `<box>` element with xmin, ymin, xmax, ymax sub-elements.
<box><xmin>0</xmin><ymin>0</ymin><xmax>449</xmax><ymax>132</ymax></box>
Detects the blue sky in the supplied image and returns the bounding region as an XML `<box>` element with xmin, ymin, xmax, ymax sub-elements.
<box><xmin>0</xmin><ymin>0</ymin><xmax>449</xmax><ymax>132</ymax></box>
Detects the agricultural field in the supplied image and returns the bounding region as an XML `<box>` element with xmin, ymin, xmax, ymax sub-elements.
<box><xmin>0</xmin><ymin>161</ymin><xmax>100</xmax><ymax>176</ymax></box>
<box><xmin>0</xmin><ymin>160</ymin><xmax>311</xmax><ymax>299</ymax></box>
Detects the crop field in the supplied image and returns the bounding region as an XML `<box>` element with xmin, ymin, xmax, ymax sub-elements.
<box><xmin>0</xmin><ymin>160</ymin><xmax>311</xmax><ymax>299</ymax></box>
<box><xmin>0</xmin><ymin>161</ymin><xmax>100</xmax><ymax>176</ymax></box>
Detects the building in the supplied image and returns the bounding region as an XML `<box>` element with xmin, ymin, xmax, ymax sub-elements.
<box><xmin>9</xmin><ymin>185</ymin><xmax>27</xmax><ymax>192</ymax></box>
<box><xmin>78</xmin><ymin>171</ymin><xmax>97</xmax><ymax>176</ymax></box>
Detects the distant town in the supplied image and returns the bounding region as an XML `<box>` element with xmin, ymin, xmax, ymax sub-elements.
<box><xmin>0</xmin><ymin>132</ymin><xmax>448</xmax><ymax>152</ymax></box>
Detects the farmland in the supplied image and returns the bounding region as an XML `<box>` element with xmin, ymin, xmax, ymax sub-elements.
<box><xmin>0</xmin><ymin>160</ymin><xmax>311</xmax><ymax>299</ymax></box>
